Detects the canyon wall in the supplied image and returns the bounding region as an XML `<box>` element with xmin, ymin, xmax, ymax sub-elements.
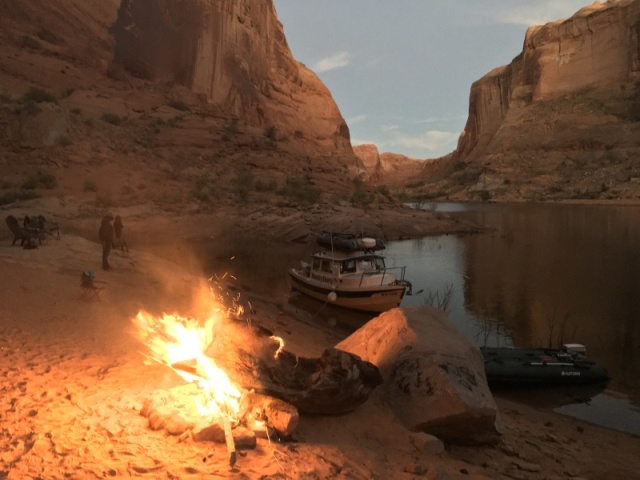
<box><xmin>455</xmin><ymin>0</ymin><xmax>640</xmax><ymax>164</ymax></box>
<box><xmin>353</xmin><ymin>144</ymin><xmax>424</xmax><ymax>185</ymax></box>
<box><xmin>110</xmin><ymin>0</ymin><xmax>351</xmax><ymax>154</ymax></box>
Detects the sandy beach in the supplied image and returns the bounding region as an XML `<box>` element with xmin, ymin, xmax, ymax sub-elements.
<box><xmin>1</xmin><ymin>205</ymin><xmax>640</xmax><ymax>480</ymax></box>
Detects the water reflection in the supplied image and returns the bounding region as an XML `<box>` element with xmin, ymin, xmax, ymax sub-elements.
<box><xmin>200</xmin><ymin>204</ymin><xmax>640</xmax><ymax>433</ymax></box>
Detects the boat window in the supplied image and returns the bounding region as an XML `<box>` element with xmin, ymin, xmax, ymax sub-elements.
<box><xmin>358</xmin><ymin>258</ymin><xmax>373</xmax><ymax>270</ymax></box>
<box><xmin>321</xmin><ymin>260</ymin><xmax>332</xmax><ymax>273</ymax></box>
<box><xmin>312</xmin><ymin>258</ymin><xmax>322</xmax><ymax>271</ymax></box>
<box><xmin>374</xmin><ymin>257</ymin><xmax>385</xmax><ymax>269</ymax></box>
<box><xmin>342</xmin><ymin>260</ymin><xmax>356</xmax><ymax>273</ymax></box>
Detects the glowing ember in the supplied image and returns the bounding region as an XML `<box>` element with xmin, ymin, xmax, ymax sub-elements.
<box><xmin>134</xmin><ymin>311</ymin><xmax>242</xmax><ymax>420</ymax></box>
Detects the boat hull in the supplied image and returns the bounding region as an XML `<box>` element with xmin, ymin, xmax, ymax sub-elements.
<box><xmin>288</xmin><ymin>269</ymin><xmax>406</xmax><ymax>313</ymax></box>
<box><xmin>481</xmin><ymin>347</ymin><xmax>610</xmax><ymax>387</ymax></box>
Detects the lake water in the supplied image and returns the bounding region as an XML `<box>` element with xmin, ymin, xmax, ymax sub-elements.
<box><xmin>204</xmin><ymin>202</ymin><xmax>640</xmax><ymax>435</ymax></box>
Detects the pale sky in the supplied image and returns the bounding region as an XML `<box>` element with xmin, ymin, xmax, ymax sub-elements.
<box><xmin>272</xmin><ymin>1</ymin><xmax>593</xmax><ymax>159</ymax></box>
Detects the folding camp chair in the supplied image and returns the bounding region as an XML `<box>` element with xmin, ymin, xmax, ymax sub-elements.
<box><xmin>81</xmin><ymin>271</ymin><xmax>105</xmax><ymax>300</ymax></box>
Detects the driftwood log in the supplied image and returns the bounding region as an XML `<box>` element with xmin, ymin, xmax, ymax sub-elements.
<box><xmin>202</xmin><ymin>318</ymin><xmax>382</xmax><ymax>414</ymax></box>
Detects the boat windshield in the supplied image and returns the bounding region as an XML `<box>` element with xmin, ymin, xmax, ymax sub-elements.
<box><xmin>357</xmin><ymin>256</ymin><xmax>385</xmax><ymax>271</ymax></box>
<box><xmin>341</xmin><ymin>259</ymin><xmax>356</xmax><ymax>273</ymax></box>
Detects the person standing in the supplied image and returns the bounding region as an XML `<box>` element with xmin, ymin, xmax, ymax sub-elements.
<box><xmin>112</xmin><ymin>215</ymin><xmax>128</xmax><ymax>252</ymax></box>
<box><xmin>99</xmin><ymin>214</ymin><xmax>114</xmax><ymax>270</ymax></box>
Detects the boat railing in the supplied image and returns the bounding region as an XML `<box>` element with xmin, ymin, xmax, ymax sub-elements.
<box><xmin>357</xmin><ymin>265</ymin><xmax>407</xmax><ymax>287</ymax></box>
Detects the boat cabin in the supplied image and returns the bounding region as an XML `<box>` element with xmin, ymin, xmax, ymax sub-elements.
<box><xmin>311</xmin><ymin>252</ymin><xmax>386</xmax><ymax>276</ymax></box>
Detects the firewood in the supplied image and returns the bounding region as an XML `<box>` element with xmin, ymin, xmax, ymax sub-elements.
<box><xmin>203</xmin><ymin>319</ymin><xmax>382</xmax><ymax>414</ymax></box>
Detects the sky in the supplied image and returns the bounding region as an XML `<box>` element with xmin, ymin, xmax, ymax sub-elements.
<box><xmin>272</xmin><ymin>1</ymin><xmax>593</xmax><ymax>159</ymax></box>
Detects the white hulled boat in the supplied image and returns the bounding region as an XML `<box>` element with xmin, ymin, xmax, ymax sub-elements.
<box><xmin>288</xmin><ymin>232</ymin><xmax>413</xmax><ymax>313</ymax></box>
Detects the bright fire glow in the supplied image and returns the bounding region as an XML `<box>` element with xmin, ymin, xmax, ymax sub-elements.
<box><xmin>134</xmin><ymin>311</ymin><xmax>242</xmax><ymax>420</ymax></box>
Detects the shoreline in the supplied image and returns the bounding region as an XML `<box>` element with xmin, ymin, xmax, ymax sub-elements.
<box><xmin>2</xmin><ymin>197</ymin><xmax>640</xmax><ymax>478</ymax></box>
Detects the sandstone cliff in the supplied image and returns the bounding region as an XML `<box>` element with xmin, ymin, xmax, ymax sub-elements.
<box><xmin>0</xmin><ymin>0</ymin><xmax>369</xmax><ymax>211</ymax></box>
<box><xmin>353</xmin><ymin>144</ymin><xmax>425</xmax><ymax>186</ymax></box>
<box><xmin>436</xmin><ymin>0</ymin><xmax>640</xmax><ymax>201</ymax></box>
<box><xmin>110</xmin><ymin>0</ymin><xmax>351</xmax><ymax>155</ymax></box>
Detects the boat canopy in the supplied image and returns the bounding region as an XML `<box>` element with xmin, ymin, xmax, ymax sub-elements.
<box><xmin>316</xmin><ymin>231</ymin><xmax>386</xmax><ymax>252</ymax></box>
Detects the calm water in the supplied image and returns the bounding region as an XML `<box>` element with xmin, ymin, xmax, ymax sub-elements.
<box><xmin>205</xmin><ymin>202</ymin><xmax>640</xmax><ymax>435</ymax></box>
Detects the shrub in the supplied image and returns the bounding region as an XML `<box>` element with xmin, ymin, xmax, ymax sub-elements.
<box><xmin>0</xmin><ymin>189</ymin><xmax>41</xmax><ymax>205</ymax></box>
<box><xmin>167</xmin><ymin>100</ymin><xmax>190</xmax><ymax>112</ymax></box>
<box><xmin>101</xmin><ymin>113</ymin><xmax>124</xmax><ymax>125</ymax></box>
<box><xmin>233</xmin><ymin>169</ymin><xmax>255</xmax><ymax>202</ymax></box>
<box><xmin>20</xmin><ymin>87</ymin><xmax>57</xmax><ymax>104</ymax></box>
<box><xmin>57</xmin><ymin>135</ymin><xmax>71</xmax><ymax>147</ymax></box>
<box><xmin>83</xmin><ymin>180</ymin><xmax>98</xmax><ymax>192</ymax></box>
<box><xmin>22</xmin><ymin>171</ymin><xmax>57</xmax><ymax>190</ymax></box>
<box><xmin>94</xmin><ymin>194</ymin><xmax>112</xmax><ymax>208</ymax></box>
<box><xmin>222</xmin><ymin>118</ymin><xmax>239</xmax><ymax>141</ymax></box>
<box><xmin>278</xmin><ymin>178</ymin><xmax>321</xmax><ymax>206</ymax></box>
<box><xmin>264</xmin><ymin>125</ymin><xmax>277</xmax><ymax>142</ymax></box>
<box><xmin>192</xmin><ymin>176</ymin><xmax>217</xmax><ymax>202</ymax></box>
<box><xmin>255</xmin><ymin>179</ymin><xmax>278</xmax><ymax>192</ymax></box>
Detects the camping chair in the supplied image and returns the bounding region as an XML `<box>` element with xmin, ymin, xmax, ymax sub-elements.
<box><xmin>81</xmin><ymin>271</ymin><xmax>106</xmax><ymax>300</ymax></box>
<box><xmin>5</xmin><ymin>215</ymin><xmax>37</xmax><ymax>248</ymax></box>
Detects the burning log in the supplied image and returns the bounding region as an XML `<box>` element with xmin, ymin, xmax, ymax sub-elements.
<box><xmin>203</xmin><ymin>319</ymin><xmax>382</xmax><ymax>414</ymax></box>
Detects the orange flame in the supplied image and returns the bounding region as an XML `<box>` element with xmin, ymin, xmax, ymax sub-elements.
<box><xmin>134</xmin><ymin>311</ymin><xmax>242</xmax><ymax>420</ymax></box>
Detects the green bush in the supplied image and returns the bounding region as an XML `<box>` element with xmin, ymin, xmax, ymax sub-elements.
<box><xmin>278</xmin><ymin>178</ymin><xmax>321</xmax><ymax>206</ymax></box>
<box><xmin>83</xmin><ymin>180</ymin><xmax>98</xmax><ymax>192</ymax></box>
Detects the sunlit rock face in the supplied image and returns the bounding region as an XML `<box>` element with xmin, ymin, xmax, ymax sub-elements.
<box><xmin>455</xmin><ymin>0</ymin><xmax>640</xmax><ymax>166</ymax></box>
<box><xmin>110</xmin><ymin>0</ymin><xmax>351</xmax><ymax>154</ymax></box>
<box><xmin>353</xmin><ymin>144</ymin><xmax>425</xmax><ymax>185</ymax></box>
<box><xmin>353</xmin><ymin>144</ymin><xmax>383</xmax><ymax>181</ymax></box>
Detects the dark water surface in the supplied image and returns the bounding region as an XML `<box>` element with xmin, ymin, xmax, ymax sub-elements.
<box><xmin>203</xmin><ymin>203</ymin><xmax>640</xmax><ymax>435</ymax></box>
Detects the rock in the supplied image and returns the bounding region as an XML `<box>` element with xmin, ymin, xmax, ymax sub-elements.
<box><xmin>337</xmin><ymin>307</ymin><xmax>501</xmax><ymax>444</ymax></box>
<box><xmin>232</xmin><ymin>426</ymin><xmax>257</xmax><ymax>450</ymax></box>
<box><xmin>192</xmin><ymin>420</ymin><xmax>225</xmax><ymax>443</ymax></box>
<box><xmin>444</xmin><ymin>0</ymin><xmax>640</xmax><ymax>201</ymax></box>
<box><xmin>164</xmin><ymin>413</ymin><xmax>193</xmax><ymax>436</ymax></box>
<box><xmin>148</xmin><ymin>406</ymin><xmax>175</xmax><ymax>431</ymax></box>
<box><xmin>409</xmin><ymin>432</ymin><xmax>445</xmax><ymax>455</ymax></box>
<box><xmin>110</xmin><ymin>0</ymin><xmax>352</xmax><ymax>155</ymax></box>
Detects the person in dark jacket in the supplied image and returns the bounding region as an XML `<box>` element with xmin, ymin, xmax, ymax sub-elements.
<box><xmin>98</xmin><ymin>214</ymin><xmax>114</xmax><ymax>270</ymax></box>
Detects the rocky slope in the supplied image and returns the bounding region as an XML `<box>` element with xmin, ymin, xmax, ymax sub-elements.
<box><xmin>411</xmin><ymin>0</ymin><xmax>640</xmax><ymax>202</ymax></box>
<box><xmin>0</xmin><ymin>0</ymin><xmax>367</xmax><ymax>213</ymax></box>
<box><xmin>109</xmin><ymin>0</ymin><xmax>352</xmax><ymax>155</ymax></box>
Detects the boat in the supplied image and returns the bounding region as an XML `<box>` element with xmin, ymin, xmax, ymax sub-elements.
<box><xmin>481</xmin><ymin>344</ymin><xmax>610</xmax><ymax>387</ymax></box>
<box><xmin>288</xmin><ymin>231</ymin><xmax>413</xmax><ymax>313</ymax></box>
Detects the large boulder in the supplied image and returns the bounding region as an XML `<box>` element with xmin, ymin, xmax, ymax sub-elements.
<box><xmin>336</xmin><ymin>307</ymin><xmax>501</xmax><ymax>444</ymax></box>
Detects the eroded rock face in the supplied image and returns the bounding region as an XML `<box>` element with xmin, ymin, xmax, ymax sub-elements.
<box><xmin>353</xmin><ymin>144</ymin><xmax>425</xmax><ymax>185</ymax></box>
<box><xmin>110</xmin><ymin>0</ymin><xmax>351</xmax><ymax>154</ymax></box>
<box><xmin>337</xmin><ymin>307</ymin><xmax>501</xmax><ymax>444</ymax></box>
<box><xmin>455</xmin><ymin>0</ymin><xmax>640</xmax><ymax>164</ymax></box>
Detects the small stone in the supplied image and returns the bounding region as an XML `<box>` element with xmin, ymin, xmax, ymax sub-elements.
<box><xmin>165</xmin><ymin>413</ymin><xmax>193</xmax><ymax>436</ymax></box>
<box><xmin>409</xmin><ymin>432</ymin><xmax>445</xmax><ymax>455</ymax></box>
<box><xmin>148</xmin><ymin>406</ymin><xmax>174</xmax><ymax>431</ymax></box>
<box><xmin>403</xmin><ymin>462</ymin><xmax>427</xmax><ymax>475</ymax></box>
<box><xmin>192</xmin><ymin>421</ymin><xmax>225</xmax><ymax>443</ymax></box>
<box><xmin>233</xmin><ymin>426</ymin><xmax>257</xmax><ymax>450</ymax></box>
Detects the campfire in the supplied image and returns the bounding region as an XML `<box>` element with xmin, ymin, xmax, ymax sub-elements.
<box><xmin>132</xmin><ymin>282</ymin><xmax>383</xmax><ymax>466</ymax></box>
